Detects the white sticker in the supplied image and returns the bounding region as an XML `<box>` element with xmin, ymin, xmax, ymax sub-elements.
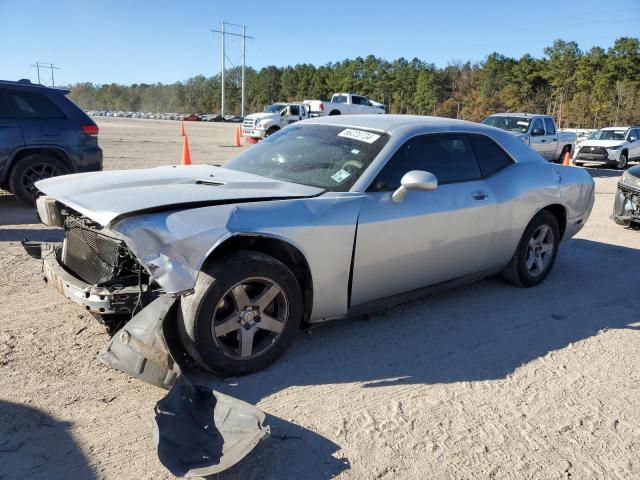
<box><xmin>331</xmin><ymin>169</ymin><xmax>351</xmax><ymax>183</ymax></box>
<box><xmin>350</xmin><ymin>148</ymin><xmax>360</xmax><ymax>155</ymax></box>
<box><xmin>337</xmin><ymin>128</ymin><xmax>381</xmax><ymax>144</ymax></box>
<box><xmin>516</xmin><ymin>121</ymin><xmax>529</xmax><ymax>126</ymax></box>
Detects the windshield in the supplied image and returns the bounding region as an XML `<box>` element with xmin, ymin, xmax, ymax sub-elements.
<box><xmin>263</xmin><ymin>103</ymin><xmax>286</xmax><ymax>113</ymax></box>
<box><xmin>482</xmin><ymin>116</ymin><xmax>531</xmax><ymax>134</ymax></box>
<box><xmin>588</xmin><ymin>129</ymin><xmax>626</xmax><ymax>140</ymax></box>
<box><xmin>224</xmin><ymin>124</ymin><xmax>389</xmax><ymax>191</ymax></box>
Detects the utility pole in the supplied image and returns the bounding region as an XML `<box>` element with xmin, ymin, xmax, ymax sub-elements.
<box><xmin>211</xmin><ymin>22</ymin><xmax>253</xmax><ymax>117</ymax></box>
<box><xmin>29</xmin><ymin>62</ymin><xmax>59</xmax><ymax>86</ymax></box>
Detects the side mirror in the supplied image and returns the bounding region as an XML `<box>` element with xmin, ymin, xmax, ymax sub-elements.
<box><xmin>392</xmin><ymin>170</ymin><xmax>438</xmax><ymax>202</ymax></box>
<box><xmin>531</xmin><ymin>128</ymin><xmax>545</xmax><ymax>136</ymax></box>
<box><xmin>629</xmin><ymin>136</ymin><xmax>637</xmax><ymax>142</ymax></box>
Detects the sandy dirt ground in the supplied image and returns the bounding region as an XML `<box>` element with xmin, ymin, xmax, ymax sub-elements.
<box><xmin>1</xmin><ymin>117</ymin><xmax>639</xmax><ymax>480</ymax></box>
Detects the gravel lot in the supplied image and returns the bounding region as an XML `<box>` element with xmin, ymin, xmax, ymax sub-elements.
<box><xmin>1</xmin><ymin>117</ymin><xmax>639</xmax><ymax>480</ymax></box>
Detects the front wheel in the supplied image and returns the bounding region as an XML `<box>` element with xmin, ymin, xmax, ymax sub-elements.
<box><xmin>178</xmin><ymin>250</ymin><xmax>303</xmax><ymax>376</ymax></box>
<box><xmin>501</xmin><ymin>211</ymin><xmax>560</xmax><ymax>287</ymax></box>
<box><xmin>616</xmin><ymin>153</ymin><xmax>628</xmax><ymax>170</ymax></box>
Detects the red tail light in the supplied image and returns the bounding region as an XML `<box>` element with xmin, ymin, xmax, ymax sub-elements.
<box><xmin>81</xmin><ymin>125</ymin><xmax>99</xmax><ymax>135</ymax></box>
<box><xmin>319</xmin><ymin>103</ymin><xmax>324</xmax><ymax>111</ymax></box>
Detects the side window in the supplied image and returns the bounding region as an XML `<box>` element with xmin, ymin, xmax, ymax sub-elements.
<box><xmin>351</xmin><ymin>96</ymin><xmax>362</xmax><ymax>105</ymax></box>
<box><xmin>0</xmin><ymin>94</ymin><xmax>13</xmax><ymax>119</ymax></box>
<box><xmin>531</xmin><ymin>118</ymin><xmax>544</xmax><ymax>134</ymax></box>
<box><xmin>369</xmin><ymin>134</ymin><xmax>482</xmax><ymax>191</ymax></box>
<box><xmin>334</xmin><ymin>95</ymin><xmax>347</xmax><ymax>104</ymax></box>
<box><xmin>468</xmin><ymin>134</ymin><xmax>513</xmax><ymax>177</ymax></box>
<box><xmin>543</xmin><ymin>117</ymin><xmax>556</xmax><ymax>135</ymax></box>
<box><xmin>289</xmin><ymin>105</ymin><xmax>299</xmax><ymax>116</ymax></box>
<box><xmin>3</xmin><ymin>90</ymin><xmax>66</xmax><ymax>119</ymax></box>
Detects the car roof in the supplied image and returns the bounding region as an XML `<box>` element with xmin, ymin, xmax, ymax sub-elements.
<box><xmin>0</xmin><ymin>79</ymin><xmax>70</xmax><ymax>94</ymax></box>
<box><xmin>304</xmin><ymin>114</ymin><xmax>481</xmax><ymax>133</ymax></box>
<box><xmin>486</xmin><ymin>112</ymin><xmax>545</xmax><ymax>118</ymax></box>
<box><xmin>601</xmin><ymin>126</ymin><xmax>631</xmax><ymax>130</ymax></box>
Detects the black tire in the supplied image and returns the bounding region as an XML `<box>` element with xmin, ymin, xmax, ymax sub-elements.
<box><xmin>616</xmin><ymin>152</ymin><xmax>628</xmax><ymax>170</ymax></box>
<box><xmin>178</xmin><ymin>250</ymin><xmax>303</xmax><ymax>376</ymax></box>
<box><xmin>9</xmin><ymin>154</ymin><xmax>69</xmax><ymax>206</ymax></box>
<box><xmin>265</xmin><ymin>126</ymin><xmax>279</xmax><ymax>137</ymax></box>
<box><xmin>328</xmin><ymin>110</ymin><xmax>341</xmax><ymax>116</ymax></box>
<box><xmin>500</xmin><ymin>211</ymin><xmax>560</xmax><ymax>287</ymax></box>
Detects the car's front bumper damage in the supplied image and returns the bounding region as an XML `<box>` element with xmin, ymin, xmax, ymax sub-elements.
<box><xmin>612</xmin><ymin>182</ymin><xmax>640</xmax><ymax>225</ymax></box>
<box><xmin>21</xmin><ymin>240</ymin><xmax>269</xmax><ymax>477</ymax></box>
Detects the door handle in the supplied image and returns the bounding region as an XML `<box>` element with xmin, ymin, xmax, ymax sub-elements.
<box><xmin>540</xmin><ymin>139</ymin><xmax>546</xmax><ymax>143</ymax></box>
<box><xmin>471</xmin><ymin>191</ymin><xmax>488</xmax><ymax>201</ymax></box>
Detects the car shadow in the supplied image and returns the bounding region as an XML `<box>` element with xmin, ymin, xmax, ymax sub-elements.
<box><xmin>0</xmin><ymin>400</ymin><xmax>96</xmax><ymax>479</ymax></box>
<box><xmin>215</xmin><ymin>415</ymin><xmax>349</xmax><ymax>480</ymax></box>
<box><xmin>181</xmin><ymin>237</ymin><xmax>639</xmax><ymax>478</ymax></box>
<box><xmin>580</xmin><ymin>166</ymin><xmax>624</xmax><ymax>178</ymax></box>
<box><xmin>0</xmin><ymin>193</ymin><xmax>63</xmax><ymax>242</ymax></box>
<box><xmin>195</xmin><ymin>237</ymin><xmax>639</xmax><ymax>401</ymax></box>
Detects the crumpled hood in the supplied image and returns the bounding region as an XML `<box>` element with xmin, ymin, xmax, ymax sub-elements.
<box><xmin>36</xmin><ymin>165</ymin><xmax>322</xmax><ymax>226</ymax></box>
<box><xmin>578</xmin><ymin>139</ymin><xmax>625</xmax><ymax>149</ymax></box>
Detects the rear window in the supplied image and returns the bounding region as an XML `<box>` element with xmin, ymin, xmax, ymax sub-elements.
<box><xmin>468</xmin><ymin>134</ymin><xmax>513</xmax><ymax>177</ymax></box>
<box><xmin>2</xmin><ymin>89</ymin><xmax>66</xmax><ymax>119</ymax></box>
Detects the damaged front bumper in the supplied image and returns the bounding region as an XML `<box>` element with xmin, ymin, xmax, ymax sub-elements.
<box><xmin>612</xmin><ymin>183</ymin><xmax>640</xmax><ymax>224</ymax></box>
<box><xmin>23</xmin><ymin>241</ymin><xmax>270</xmax><ymax>476</ymax></box>
<box><xmin>22</xmin><ymin>241</ymin><xmax>148</xmax><ymax>315</ymax></box>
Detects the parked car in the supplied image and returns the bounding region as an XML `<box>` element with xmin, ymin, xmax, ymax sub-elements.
<box><xmin>0</xmin><ymin>79</ymin><xmax>102</xmax><ymax>205</ymax></box>
<box><xmin>482</xmin><ymin>113</ymin><xmax>576</xmax><ymax>162</ymax></box>
<box><xmin>573</xmin><ymin>126</ymin><xmax>640</xmax><ymax>169</ymax></box>
<box><xmin>180</xmin><ymin>114</ymin><xmax>200</xmax><ymax>121</ymax></box>
<box><xmin>242</xmin><ymin>102</ymin><xmax>310</xmax><ymax>139</ymax></box>
<box><xmin>223</xmin><ymin>115</ymin><xmax>243</xmax><ymax>123</ymax></box>
<box><xmin>25</xmin><ymin>115</ymin><xmax>594</xmax><ymax>382</ymax></box>
<box><xmin>612</xmin><ymin>165</ymin><xmax>640</xmax><ymax>226</ymax></box>
<box><xmin>304</xmin><ymin>93</ymin><xmax>386</xmax><ymax>117</ymax></box>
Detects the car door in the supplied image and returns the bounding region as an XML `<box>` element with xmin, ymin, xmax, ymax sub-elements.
<box><xmin>529</xmin><ymin>117</ymin><xmax>554</xmax><ymax>160</ymax></box>
<box><xmin>0</xmin><ymin>92</ymin><xmax>25</xmax><ymax>177</ymax></box>
<box><xmin>628</xmin><ymin>129</ymin><xmax>640</xmax><ymax>160</ymax></box>
<box><xmin>350</xmin><ymin>133</ymin><xmax>497</xmax><ymax>307</ymax></box>
<box><xmin>543</xmin><ymin>117</ymin><xmax>560</xmax><ymax>160</ymax></box>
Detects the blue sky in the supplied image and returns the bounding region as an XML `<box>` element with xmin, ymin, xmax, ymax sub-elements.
<box><xmin>0</xmin><ymin>0</ymin><xmax>638</xmax><ymax>86</ymax></box>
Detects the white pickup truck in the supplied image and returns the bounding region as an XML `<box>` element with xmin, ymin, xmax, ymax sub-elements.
<box><xmin>304</xmin><ymin>93</ymin><xmax>386</xmax><ymax>117</ymax></box>
<box><xmin>242</xmin><ymin>103</ymin><xmax>310</xmax><ymax>140</ymax></box>
<box><xmin>482</xmin><ymin>113</ymin><xmax>576</xmax><ymax>162</ymax></box>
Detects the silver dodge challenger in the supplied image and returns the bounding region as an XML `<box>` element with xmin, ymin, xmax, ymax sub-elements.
<box><xmin>26</xmin><ymin>115</ymin><xmax>595</xmax><ymax>386</ymax></box>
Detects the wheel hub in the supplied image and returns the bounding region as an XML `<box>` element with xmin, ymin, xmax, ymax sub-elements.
<box><xmin>240</xmin><ymin>307</ymin><xmax>258</xmax><ymax>326</ymax></box>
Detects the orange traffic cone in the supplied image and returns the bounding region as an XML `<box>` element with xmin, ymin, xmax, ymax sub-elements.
<box><xmin>181</xmin><ymin>135</ymin><xmax>192</xmax><ymax>165</ymax></box>
<box><xmin>180</xmin><ymin>122</ymin><xmax>186</xmax><ymax>136</ymax></box>
<box><xmin>234</xmin><ymin>126</ymin><xmax>241</xmax><ymax>147</ymax></box>
<box><xmin>245</xmin><ymin>136</ymin><xmax>258</xmax><ymax>145</ymax></box>
<box><xmin>563</xmin><ymin>150</ymin><xmax>571</xmax><ymax>166</ymax></box>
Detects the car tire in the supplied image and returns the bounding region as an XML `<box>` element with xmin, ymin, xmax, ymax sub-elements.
<box><xmin>265</xmin><ymin>127</ymin><xmax>279</xmax><ymax>137</ymax></box>
<box><xmin>328</xmin><ymin>110</ymin><xmax>341</xmax><ymax>116</ymax></box>
<box><xmin>178</xmin><ymin>250</ymin><xmax>303</xmax><ymax>376</ymax></box>
<box><xmin>616</xmin><ymin>153</ymin><xmax>628</xmax><ymax>170</ymax></box>
<box><xmin>9</xmin><ymin>154</ymin><xmax>69</xmax><ymax>206</ymax></box>
<box><xmin>500</xmin><ymin>211</ymin><xmax>560</xmax><ymax>287</ymax></box>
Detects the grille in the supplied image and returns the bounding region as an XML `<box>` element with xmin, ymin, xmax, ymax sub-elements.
<box><xmin>579</xmin><ymin>146</ymin><xmax>608</xmax><ymax>156</ymax></box>
<box><xmin>62</xmin><ymin>224</ymin><xmax>123</xmax><ymax>285</ymax></box>
<box><xmin>243</xmin><ymin>118</ymin><xmax>255</xmax><ymax>129</ymax></box>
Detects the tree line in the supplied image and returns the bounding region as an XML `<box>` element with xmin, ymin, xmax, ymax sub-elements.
<box><xmin>68</xmin><ymin>37</ymin><xmax>640</xmax><ymax>128</ymax></box>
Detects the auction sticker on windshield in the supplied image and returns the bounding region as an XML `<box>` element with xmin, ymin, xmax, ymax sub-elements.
<box><xmin>338</xmin><ymin>129</ymin><xmax>381</xmax><ymax>144</ymax></box>
<box><xmin>331</xmin><ymin>169</ymin><xmax>351</xmax><ymax>183</ymax></box>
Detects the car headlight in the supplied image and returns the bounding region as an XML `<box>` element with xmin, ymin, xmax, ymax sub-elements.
<box><xmin>36</xmin><ymin>195</ymin><xmax>64</xmax><ymax>227</ymax></box>
<box><xmin>257</xmin><ymin>122</ymin><xmax>268</xmax><ymax>129</ymax></box>
<box><xmin>621</xmin><ymin>171</ymin><xmax>640</xmax><ymax>189</ymax></box>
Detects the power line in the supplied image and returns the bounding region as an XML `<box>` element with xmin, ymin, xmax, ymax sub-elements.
<box><xmin>211</xmin><ymin>21</ymin><xmax>254</xmax><ymax>117</ymax></box>
<box><xmin>29</xmin><ymin>62</ymin><xmax>60</xmax><ymax>87</ymax></box>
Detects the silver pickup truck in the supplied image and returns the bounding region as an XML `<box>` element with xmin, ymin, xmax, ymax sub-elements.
<box><xmin>483</xmin><ymin>113</ymin><xmax>576</xmax><ymax>162</ymax></box>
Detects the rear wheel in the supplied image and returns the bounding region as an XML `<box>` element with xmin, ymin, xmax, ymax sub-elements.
<box><xmin>328</xmin><ymin>110</ymin><xmax>341</xmax><ymax>116</ymax></box>
<box><xmin>178</xmin><ymin>250</ymin><xmax>303</xmax><ymax>376</ymax></box>
<box><xmin>501</xmin><ymin>211</ymin><xmax>560</xmax><ymax>287</ymax></box>
<box><xmin>9</xmin><ymin>154</ymin><xmax>69</xmax><ymax>206</ymax></box>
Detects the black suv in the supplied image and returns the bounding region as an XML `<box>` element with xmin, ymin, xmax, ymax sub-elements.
<box><xmin>0</xmin><ymin>79</ymin><xmax>102</xmax><ymax>205</ymax></box>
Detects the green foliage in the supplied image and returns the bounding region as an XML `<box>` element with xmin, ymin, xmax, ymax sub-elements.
<box><xmin>67</xmin><ymin>37</ymin><xmax>640</xmax><ymax>128</ymax></box>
